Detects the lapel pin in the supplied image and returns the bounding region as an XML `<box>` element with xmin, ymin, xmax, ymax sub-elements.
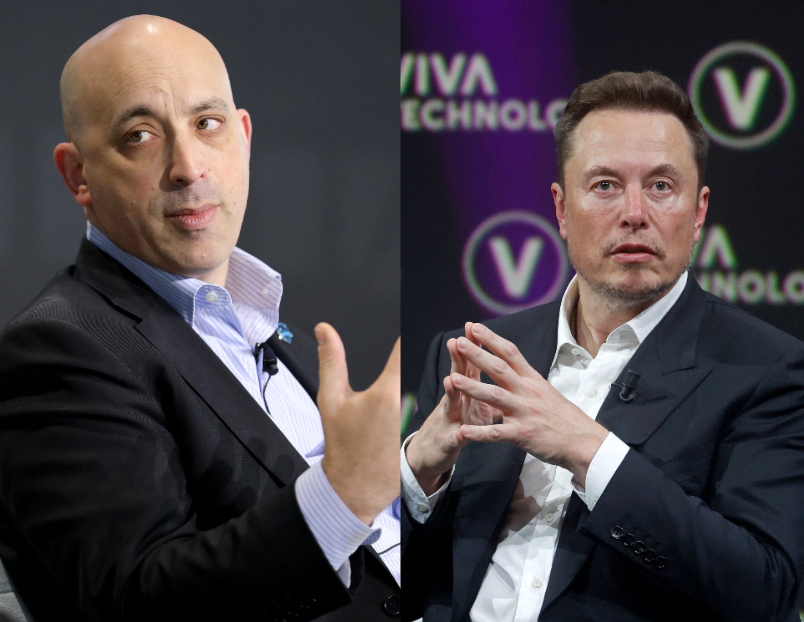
<box><xmin>276</xmin><ymin>322</ymin><xmax>293</xmax><ymax>344</ymax></box>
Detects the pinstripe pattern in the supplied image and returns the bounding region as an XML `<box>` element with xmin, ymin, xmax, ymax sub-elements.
<box><xmin>86</xmin><ymin>222</ymin><xmax>400</xmax><ymax>586</ymax></box>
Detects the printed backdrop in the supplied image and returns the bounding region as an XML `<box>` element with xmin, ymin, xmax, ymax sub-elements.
<box><xmin>402</xmin><ymin>0</ymin><xmax>804</xmax><ymax>401</ymax></box>
<box><xmin>401</xmin><ymin>0</ymin><xmax>804</xmax><ymax>610</ymax></box>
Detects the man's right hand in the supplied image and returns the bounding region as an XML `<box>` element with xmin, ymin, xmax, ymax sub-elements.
<box><xmin>405</xmin><ymin>322</ymin><xmax>501</xmax><ymax>495</ymax></box>
<box><xmin>316</xmin><ymin>322</ymin><xmax>400</xmax><ymax>526</ymax></box>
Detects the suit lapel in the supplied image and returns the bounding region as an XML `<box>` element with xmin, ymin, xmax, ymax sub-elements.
<box><xmin>73</xmin><ymin>242</ymin><xmax>399</xmax><ymax>586</ymax></box>
<box><xmin>452</xmin><ymin>306</ymin><xmax>559</xmax><ymax>622</ymax></box>
<box><xmin>74</xmin><ymin>241</ymin><xmax>310</xmax><ymax>487</ymax></box>
<box><xmin>597</xmin><ymin>274</ymin><xmax>713</xmax><ymax>444</ymax></box>
<box><xmin>542</xmin><ymin>274</ymin><xmax>712</xmax><ymax>612</ymax></box>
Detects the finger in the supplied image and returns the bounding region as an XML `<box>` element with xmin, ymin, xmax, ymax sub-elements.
<box><xmin>451</xmin><ymin>372</ymin><xmax>514</xmax><ymax>410</ymax></box>
<box><xmin>455</xmin><ymin>337</ymin><xmax>520</xmax><ymax>391</ymax></box>
<box><xmin>315</xmin><ymin>322</ymin><xmax>351</xmax><ymax>404</ymax></box>
<box><xmin>469</xmin><ymin>323</ymin><xmax>538</xmax><ymax>379</ymax></box>
<box><xmin>459</xmin><ymin>422</ymin><xmax>515</xmax><ymax>443</ymax></box>
<box><xmin>441</xmin><ymin>375</ymin><xmax>462</xmax><ymax>420</ymax></box>
<box><xmin>443</xmin><ymin>373</ymin><xmax>459</xmax><ymax>400</ymax></box>
<box><xmin>459</xmin><ymin>324</ymin><xmax>483</xmax><ymax>382</ymax></box>
<box><xmin>464</xmin><ymin>322</ymin><xmax>482</xmax><ymax>346</ymax></box>
<box><xmin>446</xmin><ymin>337</ymin><xmax>467</xmax><ymax>376</ymax></box>
<box><xmin>467</xmin><ymin>401</ymin><xmax>505</xmax><ymax>426</ymax></box>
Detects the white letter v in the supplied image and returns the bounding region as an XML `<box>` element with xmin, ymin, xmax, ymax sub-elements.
<box><xmin>712</xmin><ymin>66</ymin><xmax>771</xmax><ymax>131</ymax></box>
<box><xmin>488</xmin><ymin>236</ymin><xmax>543</xmax><ymax>298</ymax></box>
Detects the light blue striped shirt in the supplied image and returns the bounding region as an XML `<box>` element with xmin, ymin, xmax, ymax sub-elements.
<box><xmin>87</xmin><ymin>222</ymin><xmax>400</xmax><ymax>586</ymax></box>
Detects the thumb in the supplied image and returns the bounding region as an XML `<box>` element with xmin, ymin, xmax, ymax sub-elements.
<box><xmin>374</xmin><ymin>337</ymin><xmax>401</xmax><ymax>391</ymax></box>
<box><xmin>316</xmin><ymin>322</ymin><xmax>350</xmax><ymax>403</ymax></box>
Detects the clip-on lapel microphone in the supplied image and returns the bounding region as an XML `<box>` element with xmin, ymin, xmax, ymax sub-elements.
<box><xmin>612</xmin><ymin>370</ymin><xmax>640</xmax><ymax>402</ymax></box>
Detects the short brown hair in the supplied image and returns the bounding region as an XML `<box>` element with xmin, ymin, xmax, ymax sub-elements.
<box><xmin>554</xmin><ymin>71</ymin><xmax>709</xmax><ymax>189</ymax></box>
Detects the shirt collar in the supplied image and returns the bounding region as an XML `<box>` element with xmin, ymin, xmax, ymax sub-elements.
<box><xmin>85</xmin><ymin>221</ymin><xmax>283</xmax><ymax>328</ymax></box>
<box><xmin>552</xmin><ymin>271</ymin><xmax>688</xmax><ymax>366</ymax></box>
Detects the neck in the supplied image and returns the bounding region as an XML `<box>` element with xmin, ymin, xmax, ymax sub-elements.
<box><xmin>190</xmin><ymin>259</ymin><xmax>229</xmax><ymax>288</ymax></box>
<box><xmin>572</xmin><ymin>278</ymin><xmax>660</xmax><ymax>358</ymax></box>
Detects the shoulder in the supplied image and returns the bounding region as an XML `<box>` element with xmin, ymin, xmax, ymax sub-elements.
<box><xmin>698</xmin><ymin>291</ymin><xmax>804</xmax><ymax>364</ymax></box>
<box><xmin>0</xmin><ymin>267</ymin><xmax>161</xmax><ymax>388</ymax></box>
<box><xmin>3</xmin><ymin>266</ymin><xmax>135</xmax><ymax>339</ymax></box>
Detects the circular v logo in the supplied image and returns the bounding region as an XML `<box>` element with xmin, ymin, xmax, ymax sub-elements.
<box><xmin>688</xmin><ymin>41</ymin><xmax>795</xmax><ymax>150</ymax></box>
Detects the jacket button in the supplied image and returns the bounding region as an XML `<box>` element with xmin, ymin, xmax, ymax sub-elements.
<box><xmin>610</xmin><ymin>526</ymin><xmax>625</xmax><ymax>540</ymax></box>
<box><xmin>382</xmin><ymin>596</ymin><xmax>401</xmax><ymax>617</ymax></box>
<box><xmin>632</xmin><ymin>541</ymin><xmax>646</xmax><ymax>555</ymax></box>
<box><xmin>655</xmin><ymin>556</ymin><xmax>667</xmax><ymax>569</ymax></box>
<box><xmin>643</xmin><ymin>549</ymin><xmax>657</xmax><ymax>563</ymax></box>
<box><xmin>621</xmin><ymin>534</ymin><xmax>635</xmax><ymax>547</ymax></box>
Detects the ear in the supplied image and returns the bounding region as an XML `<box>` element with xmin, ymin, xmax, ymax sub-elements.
<box><xmin>693</xmin><ymin>185</ymin><xmax>709</xmax><ymax>243</ymax></box>
<box><xmin>237</xmin><ymin>109</ymin><xmax>252</xmax><ymax>160</ymax></box>
<box><xmin>54</xmin><ymin>142</ymin><xmax>92</xmax><ymax>210</ymax></box>
<box><xmin>552</xmin><ymin>182</ymin><xmax>568</xmax><ymax>240</ymax></box>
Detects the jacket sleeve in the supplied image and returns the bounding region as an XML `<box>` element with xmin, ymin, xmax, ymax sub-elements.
<box><xmin>401</xmin><ymin>331</ymin><xmax>457</xmax><ymax>621</ymax></box>
<box><xmin>577</xmin><ymin>347</ymin><xmax>804</xmax><ymax>622</ymax></box>
<box><xmin>0</xmin><ymin>316</ymin><xmax>353</xmax><ymax>622</ymax></box>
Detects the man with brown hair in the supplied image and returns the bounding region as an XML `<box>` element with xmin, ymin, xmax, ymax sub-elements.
<box><xmin>402</xmin><ymin>71</ymin><xmax>804</xmax><ymax>621</ymax></box>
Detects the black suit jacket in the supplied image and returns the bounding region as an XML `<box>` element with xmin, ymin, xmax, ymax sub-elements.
<box><xmin>0</xmin><ymin>240</ymin><xmax>400</xmax><ymax>621</ymax></box>
<box><xmin>403</xmin><ymin>275</ymin><xmax>804</xmax><ymax>622</ymax></box>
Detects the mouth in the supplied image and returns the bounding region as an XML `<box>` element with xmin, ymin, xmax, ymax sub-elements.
<box><xmin>609</xmin><ymin>243</ymin><xmax>658</xmax><ymax>264</ymax></box>
<box><xmin>165</xmin><ymin>204</ymin><xmax>219</xmax><ymax>230</ymax></box>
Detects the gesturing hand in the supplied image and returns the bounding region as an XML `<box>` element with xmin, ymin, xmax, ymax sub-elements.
<box><xmin>316</xmin><ymin>322</ymin><xmax>400</xmax><ymax>526</ymax></box>
<box><xmin>450</xmin><ymin>323</ymin><xmax>608</xmax><ymax>486</ymax></box>
<box><xmin>405</xmin><ymin>323</ymin><xmax>501</xmax><ymax>495</ymax></box>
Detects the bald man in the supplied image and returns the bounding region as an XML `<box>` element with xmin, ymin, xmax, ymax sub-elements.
<box><xmin>0</xmin><ymin>15</ymin><xmax>400</xmax><ymax>622</ymax></box>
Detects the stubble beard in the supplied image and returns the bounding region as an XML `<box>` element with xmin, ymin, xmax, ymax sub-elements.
<box><xmin>567</xmin><ymin>238</ymin><xmax>693</xmax><ymax>313</ymax></box>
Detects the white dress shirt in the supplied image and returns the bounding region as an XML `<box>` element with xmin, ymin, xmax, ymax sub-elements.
<box><xmin>401</xmin><ymin>272</ymin><xmax>688</xmax><ymax>620</ymax></box>
<box><xmin>87</xmin><ymin>222</ymin><xmax>400</xmax><ymax>587</ymax></box>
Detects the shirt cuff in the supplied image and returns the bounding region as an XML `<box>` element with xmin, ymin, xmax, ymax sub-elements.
<box><xmin>573</xmin><ymin>432</ymin><xmax>630</xmax><ymax>511</ymax></box>
<box><xmin>400</xmin><ymin>432</ymin><xmax>453</xmax><ymax>523</ymax></box>
<box><xmin>295</xmin><ymin>461</ymin><xmax>381</xmax><ymax>585</ymax></box>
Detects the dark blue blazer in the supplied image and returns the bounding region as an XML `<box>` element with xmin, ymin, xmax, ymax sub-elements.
<box><xmin>403</xmin><ymin>274</ymin><xmax>804</xmax><ymax>622</ymax></box>
<box><xmin>0</xmin><ymin>240</ymin><xmax>399</xmax><ymax>621</ymax></box>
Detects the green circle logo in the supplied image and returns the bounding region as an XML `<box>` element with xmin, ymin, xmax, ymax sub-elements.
<box><xmin>688</xmin><ymin>41</ymin><xmax>795</xmax><ymax>150</ymax></box>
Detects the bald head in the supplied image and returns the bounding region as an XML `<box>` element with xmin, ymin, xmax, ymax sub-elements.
<box><xmin>53</xmin><ymin>15</ymin><xmax>253</xmax><ymax>286</ymax></box>
<box><xmin>60</xmin><ymin>15</ymin><xmax>233</xmax><ymax>148</ymax></box>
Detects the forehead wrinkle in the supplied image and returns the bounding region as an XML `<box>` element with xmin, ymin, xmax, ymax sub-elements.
<box><xmin>63</xmin><ymin>21</ymin><xmax>233</xmax><ymax>145</ymax></box>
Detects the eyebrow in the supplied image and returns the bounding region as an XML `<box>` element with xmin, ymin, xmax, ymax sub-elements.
<box><xmin>189</xmin><ymin>97</ymin><xmax>231</xmax><ymax>115</ymax></box>
<box><xmin>584</xmin><ymin>165</ymin><xmax>619</xmax><ymax>180</ymax></box>
<box><xmin>584</xmin><ymin>163</ymin><xmax>684</xmax><ymax>180</ymax></box>
<box><xmin>110</xmin><ymin>97</ymin><xmax>231</xmax><ymax>135</ymax></box>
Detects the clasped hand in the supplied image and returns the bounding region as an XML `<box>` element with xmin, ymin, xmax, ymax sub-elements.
<box><xmin>408</xmin><ymin>322</ymin><xmax>608</xmax><ymax>492</ymax></box>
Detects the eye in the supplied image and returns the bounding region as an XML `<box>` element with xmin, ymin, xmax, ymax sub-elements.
<box><xmin>653</xmin><ymin>181</ymin><xmax>671</xmax><ymax>192</ymax></box>
<box><xmin>595</xmin><ymin>181</ymin><xmax>615</xmax><ymax>192</ymax></box>
<box><xmin>127</xmin><ymin>129</ymin><xmax>154</xmax><ymax>144</ymax></box>
<box><xmin>197</xmin><ymin>118</ymin><xmax>222</xmax><ymax>130</ymax></box>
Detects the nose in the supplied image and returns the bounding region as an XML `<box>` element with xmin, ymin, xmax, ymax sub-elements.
<box><xmin>168</xmin><ymin>132</ymin><xmax>205</xmax><ymax>187</ymax></box>
<box><xmin>621</xmin><ymin>183</ymin><xmax>648</xmax><ymax>230</ymax></box>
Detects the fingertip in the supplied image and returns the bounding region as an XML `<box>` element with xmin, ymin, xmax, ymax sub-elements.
<box><xmin>443</xmin><ymin>374</ymin><xmax>456</xmax><ymax>394</ymax></box>
<box><xmin>315</xmin><ymin>322</ymin><xmax>335</xmax><ymax>346</ymax></box>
